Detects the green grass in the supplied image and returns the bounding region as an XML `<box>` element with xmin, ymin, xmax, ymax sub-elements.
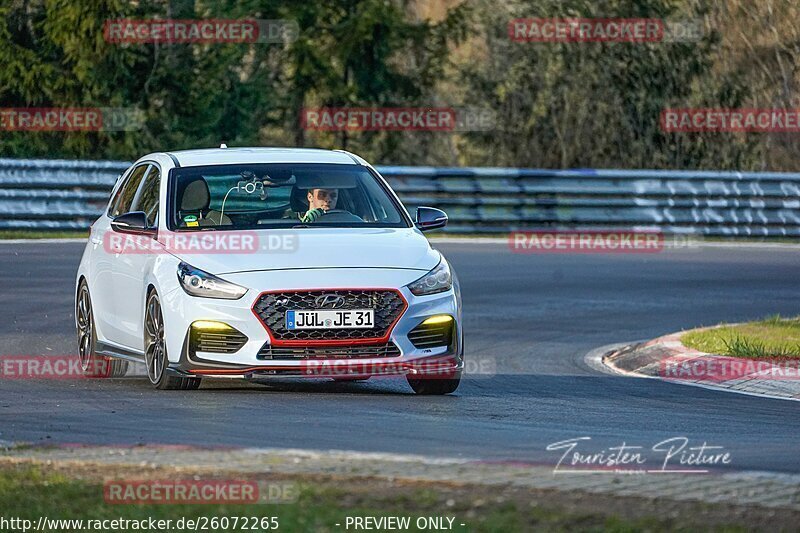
<box><xmin>682</xmin><ymin>315</ymin><xmax>800</xmax><ymax>359</ymax></box>
<box><xmin>0</xmin><ymin>464</ymin><xmax>740</xmax><ymax>532</ymax></box>
<box><xmin>0</xmin><ymin>230</ymin><xmax>88</xmax><ymax>240</ymax></box>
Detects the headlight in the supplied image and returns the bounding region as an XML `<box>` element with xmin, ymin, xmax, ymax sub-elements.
<box><xmin>177</xmin><ymin>262</ymin><xmax>248</xmax><ymax>300</ymax></box>
<box><xmin>407</xmin><ymin>256</ymin><xmax>452</xmax><ymax>296</ymax></box>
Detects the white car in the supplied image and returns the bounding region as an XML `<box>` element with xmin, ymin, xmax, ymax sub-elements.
<box><xmin>75</xmin><ymin>147</ymin><xmax>463</xmax><ymax>394</ymax></box>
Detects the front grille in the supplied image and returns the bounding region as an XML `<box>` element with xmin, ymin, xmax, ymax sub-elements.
<box><xmin>190</xmin><ymin>327</ymin><xmax>248</xmax><ymax>354</ymax></box>
<box><xmin>253</xmin><ymin>290</ymin><xmax>406</xmax><ymax>342</ymax></box>
<box><xmin>408</xmin><ymin>320</ymin><xmax>454</xmax><ymax>349</ymax></box>
<box><xmin>257</xmin><ymin>341</ymin><xmax>402</xmax><ymax>360</ymax></box>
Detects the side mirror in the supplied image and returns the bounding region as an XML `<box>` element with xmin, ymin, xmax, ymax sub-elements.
<box><xmin>415</xmin><ymin>207</ymin><xmax>448</xmax><ymax>232</ymax></box>
<box><xmin>111</xmin><ymin>211</ymin><xmax>155</xmax><ymax>235</ymax></box>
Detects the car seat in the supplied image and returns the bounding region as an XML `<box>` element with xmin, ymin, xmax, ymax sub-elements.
<box><xmin>178</xmin><ymin>178</ymin><xmax>232</xmax><ymax>227</ymax></box>
<box><xmin>289</xmin><ymin>185</ymin><xmax>309</xmax><ymax>214</ymax></box>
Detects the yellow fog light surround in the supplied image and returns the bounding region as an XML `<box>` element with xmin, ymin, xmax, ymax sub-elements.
<box><xmin>409</xmin><ymin>315</ymin><xmax>455</xmax><ymax>349</ymax></box>
<box><xmin>191</xmin><ymin>320</ymin><xmax>235</xmax><ymax>331</ymax></box>
<box><xmin>421</xmin><ymin>315</ymin><xmax>454</xmax><ymax>326</ymax></box>
<box><xmin>189</xmin><ymin>321</ymin><xmax>248</xmax><ymax>354</ymax></box>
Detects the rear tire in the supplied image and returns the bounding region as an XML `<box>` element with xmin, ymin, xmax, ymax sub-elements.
<box><xmin>76</xmin><ymin>281</ymin><xmax>117</xmax><ymax>378</ymax></box>
<box><xmin>144</xmin><ymin>291</ymin><xmax>201</xmax><ymax>390</ymax></box>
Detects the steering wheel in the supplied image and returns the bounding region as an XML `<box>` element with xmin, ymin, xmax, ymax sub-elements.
<box><xmin>315</xmin><ymin>209</ymin><xmax>364</xmax><ymax>223</ymax></box>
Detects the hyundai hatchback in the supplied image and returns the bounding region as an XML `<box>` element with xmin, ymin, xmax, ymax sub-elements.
<box><xmin>75</xmin><ymin>148</ymin><xmax>463</xmax><ymax>394</ymax></box>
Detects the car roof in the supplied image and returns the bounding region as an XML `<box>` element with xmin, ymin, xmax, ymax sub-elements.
<box><xmin>164</xmin><ymin>147</ymin><xmax>361</xmax><ymax>167</ymax></box>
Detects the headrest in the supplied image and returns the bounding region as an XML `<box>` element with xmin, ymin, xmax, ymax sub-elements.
<box><xmin>181</xmin><ymin>178</ymin><xmax>210</xmax><ymax>211</ymax></box>
<box><xmin>289</xmin><ymin>185</ymin><xmax>309</xmax><ymax>212</ymax></box>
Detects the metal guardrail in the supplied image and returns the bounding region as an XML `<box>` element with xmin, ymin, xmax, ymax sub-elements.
<box><xmin>1</xmin><ymin>158</ymin><xmax>800</xmax><ymax>236</ymax></box>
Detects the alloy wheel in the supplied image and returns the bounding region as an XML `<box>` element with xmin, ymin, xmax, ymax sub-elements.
<box><xmin>144</xmin><ymin>294</ymin><xmax>166</xmax><ymax>384</ymax></box>
<box><xmin>76</xmin><ymin>285</ymin><xmax>94</xmax><ymax>371</ymax></box>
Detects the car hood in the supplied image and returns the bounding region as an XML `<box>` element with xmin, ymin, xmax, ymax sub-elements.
<box><xmin>162</xmin><ymin>227</ymin><xmax>440</xmax><ymax>275</ymax></box>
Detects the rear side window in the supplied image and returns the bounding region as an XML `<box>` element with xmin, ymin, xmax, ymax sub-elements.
<box><xmin>108</xmin><ymin>164</ymin><xmax>149</xmax><ymax>218</ymax></box>
<box><xmin>132</xmin><ymin>166</ymin><xmax>160</xmax><ymax>227</ymax></box>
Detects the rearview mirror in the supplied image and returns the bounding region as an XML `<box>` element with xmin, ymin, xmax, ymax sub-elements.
<box><xmin>415</xmin><ymin>207</ymin><xmax>448</xmax><ymax>232</ymax></box>
<box><xmin>111</xmin><ymin>211</ymin><xmax>155</xmax><ymax>236</ymax></box>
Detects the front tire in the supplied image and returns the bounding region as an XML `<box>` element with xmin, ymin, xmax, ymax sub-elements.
<box><xmin>408</xmin><ymin>334</ymin><xmax>464</xmax><ymax>395</ymax></box>
<box><xmin>144</xmin><ymin>291</ymin><xmax>201</xmax><ymax>390</ymax></box>
<box><xmin>407</xmin><ymin>373</ymin><xmax>461</xmax><ymax>395</ymax></box>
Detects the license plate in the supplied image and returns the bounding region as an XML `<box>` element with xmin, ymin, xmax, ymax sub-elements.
<box><xmin>286</xmin><ymin>309</ymin><xmax>374</xmax><ymax>330</ymax></box>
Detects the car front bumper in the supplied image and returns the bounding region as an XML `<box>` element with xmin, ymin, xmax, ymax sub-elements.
<box><xmin>160</xmin><ymin>268</ymin><xmax>463</xmax><ymax>379</ymax></box>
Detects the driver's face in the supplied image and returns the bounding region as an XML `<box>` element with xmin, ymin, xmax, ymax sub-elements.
<box><xmin>307</xmin><ymin>188</ymin><xmax>338</xmax><ymax>211</ymax></box>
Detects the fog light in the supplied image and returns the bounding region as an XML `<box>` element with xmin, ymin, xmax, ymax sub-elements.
<box><xmin>409</xmin><ymin>315</ymin><xmax>455</xmax><ymax>349</ymax></box>
<box><xmin>191</xmin><ymin>320</ymin><xmax>234</xmax><ymax>331</ymax></box>
<box><xmin>190</xmin><ymin>321</ymin><xmax>248</xmax><ymax>354</ymax></box>
<box><xmin>422</xmin><ymin>315</ymin><xmax>454</xmax><ymax>326</ymax></box>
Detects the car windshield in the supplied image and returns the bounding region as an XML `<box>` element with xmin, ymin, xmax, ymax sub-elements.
<box><xmin>170</xmin><ymin>163</ymin><xmax>409</xmax><ymax>230</ymax></box>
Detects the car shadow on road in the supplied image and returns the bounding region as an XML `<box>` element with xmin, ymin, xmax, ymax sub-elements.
<box><xmin>98</xmin><ymin>375</ymin><xmax>420</xmax><ymax>395</ymax></box>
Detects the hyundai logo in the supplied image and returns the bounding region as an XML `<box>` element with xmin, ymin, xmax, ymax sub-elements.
<box><xmin>314</xmin><ymin>294</ymin><xmax>346</xmax><ymax>309</ymax></box>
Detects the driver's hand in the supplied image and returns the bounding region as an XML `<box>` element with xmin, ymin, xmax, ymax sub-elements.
<box><xmin>301</xmin><ymin>208</ymin><xmax>325</xmax><ymax>223</ymax></box>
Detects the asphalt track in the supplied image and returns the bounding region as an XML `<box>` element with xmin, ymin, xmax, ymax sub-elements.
<box><xmin>1</xmin><ymin>241</ymin><xmax>800</xmax><ymax>473</ymax></box>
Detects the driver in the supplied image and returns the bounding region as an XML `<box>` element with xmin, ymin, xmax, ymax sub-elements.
<box><xmin>300</xmin><ymin>188</ymin><xmax>338</xmax><ymax>223</ymax></box>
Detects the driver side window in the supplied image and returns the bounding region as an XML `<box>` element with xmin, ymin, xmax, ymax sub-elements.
<box><xmin>132</xmin><ymin>166</ymin><xmax>160</xmax><ymax>227</ymax></box>
<box><xmin>108</xmin><ymin>164</ymin><xmax>149</xmax><ymax>218</ymax></box>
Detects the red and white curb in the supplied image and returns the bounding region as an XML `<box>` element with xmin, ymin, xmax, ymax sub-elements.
<box><xmin>594</xmin><ymin>332</ymin><xmax>800</xmax><ymax>402</ymax></box>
